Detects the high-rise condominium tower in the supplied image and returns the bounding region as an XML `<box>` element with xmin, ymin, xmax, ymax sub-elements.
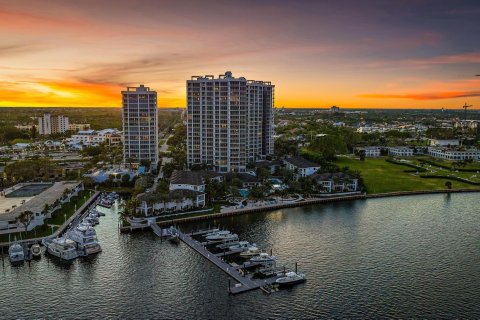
<box><xmin>122</xmin><ymin>85</ymin><xmax>158</xmax><ymax>167</ymax></box>
<box><xmin>187</xmin><ymin>71</ymin><xmax>274</xmax><ymax>172</ymax></box>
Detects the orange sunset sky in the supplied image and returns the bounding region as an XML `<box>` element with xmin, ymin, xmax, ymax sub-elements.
<box><xmin>0</xmin><ymin>0</ymin><xmax>479</xmax><ymax>109</ymax></box>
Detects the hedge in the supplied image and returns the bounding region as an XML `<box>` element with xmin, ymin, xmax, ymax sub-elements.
<box><xmin>386</xmin><ymin>159</ymin><xmax>427</xmax><ymax>172</ymax></box>
<box><xmin>420</xmin><ymin>175</ymin><xmax>480</xmax><ymax>185</ymax></box>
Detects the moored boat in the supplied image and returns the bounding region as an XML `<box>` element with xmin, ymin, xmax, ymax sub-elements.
<box><xmin>249</xmin><ymin>252</ymin><xmax>276</xmax><ymax>263</ymax></box>
<box><xmin>46</xmin><ymin>237</ymin><xmax>78</xmax><ymax>261</ymax></box>
<box><xmin>8</xmin><ymin>243</ymin><xmax>25</xmax><ymax>264</ymax></box>
<box><xmin>30</xmin><ymin>243</ymin><xmax>42</xmax><ymax>259</ymax></box>
<box><xmin>67</xmin><ymin>225</ymin><xmax>102</xmax><ymax>255</ymax></box>
<box><xmin>239</xmin><ymin>247</ymin><xmax>261</xmax><ymax>258</ymax></box>
<box><xmin>275</xmin><ymin>271</ymin><xmax>306</xmax><ymax>287</ymax></box>
<box><xmin>229</xmin><ymin>241</ymin><xmax>257</xmax><ymax>253</ymax></box>
<box><xmin>206</xmin><ymin>231</ymin><xmax>238</xmax><ymax>243</ymax></box>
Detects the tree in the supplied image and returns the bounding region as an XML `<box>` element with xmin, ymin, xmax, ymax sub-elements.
<box><xmin>359</xmin><ymin>150</ymin><xmax>366</xmax><ymax>161</ymax></box>
<box><xmin>307</xmin><ymin>135</ymin><xmax>347</xmax><ymax>161</ymax></box>
<box><xmin>121</xmin><ymin>173</ymin><xmax>131</xmax><ymax>186</ymax></box>
<box><xmin>17</xmin><ymin>211</ymin><xmax>34</xmax><ymax>233</ymax></box>
<box><xmin>445</xmin><ymin>181</ymin><xmax>452</xmax><ymax>190</ymax></box>
<box><xmin>249</xmin><ymin>186</ymin><xmax>267</xmax><ymax>200</ymax></box>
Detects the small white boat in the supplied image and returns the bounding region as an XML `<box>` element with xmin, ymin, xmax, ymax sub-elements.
<box><xmin>30</xmin><ymin>243</ymin><xmax>42</xmax><ymax>259</ymax></box>
<box><xmin>206</xmin><ymin>232</ymin><xmax>238</xmax><ymax>243</ymax></box>
<box><xmin>249</xmin><ymin>252</ymin><xmax>276</xmax><ymax>263</ymax></box>
<box><xmin>205</xmin><ymin>230</ymin><xmax>229</xmax><ymax>238</ymax></box>
<box><xmin>68</xmin><ymin>225</ymin><xmax>102</xmax><ymax>255</ymax></box>
<box><xmin>229</xmin><ymin>241</ymin><xmax>257</xmax><ymax>252</ymax></box>
<box><xmin>239</xmin><ymin>247</ymin><xmax>261</xmax><ymax>258</ymax></box>
<box><xmin>8</xmin><ymin>243</ymin><xmax>25</xmax><ymax>264</ymax></box>
<box><xmin>47</xmin><ymin>237</ymin><xmax>78</xmax><ymax>261</ymax></box>
<box><xmin>275</xmin><ymin>271</ymin><xmax>306</xmax><ymax>287</ymax></box>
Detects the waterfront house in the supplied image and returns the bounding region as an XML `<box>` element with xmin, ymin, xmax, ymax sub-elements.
<box><xmin>284</xmin><ymin>156</ymin><xmax>321</xmax><ymax>179</ymax></box>
<box><xmin>137</xmin><ymin>189</ymin><xmax>206</xmax><ymax>216</ymax></box>
<box><xmin>311</xmin><ymin>173</ymin><xmax>358</xmax><ymax>193</ymax></box>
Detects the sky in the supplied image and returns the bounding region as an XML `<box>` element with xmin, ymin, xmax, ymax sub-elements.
<box><xmin>0</xmin><ymin>0</ymin><xmax>479</xmax><ymax>109</ymax></box>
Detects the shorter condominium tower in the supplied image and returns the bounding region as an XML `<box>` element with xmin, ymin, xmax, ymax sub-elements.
<box><xmin>122</xmin><ymin>85</ymin><xmax>158</xmax><ymax>167</ymax></box>
<box><xmin>38</xmin><ymin>113</ymin><xmax>69</xmax><ymax>135</ymax></box>
<box><xmin>187</xmin><ymin>71</ymin><xmax>274</xmax><ymax>172</ymax></box>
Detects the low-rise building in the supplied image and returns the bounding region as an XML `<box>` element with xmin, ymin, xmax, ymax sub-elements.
<box><xmin>137</xmin><ymin>189</ymin><xmax>206</xmax><ymax>216</ymax></box>
<box><xmin>311</xmin><ymin>173</ymin><xmax>359</xmax><ymax>193</ymax></box>
<box><xmin>388</xmin><ymin>147</ymin><xmax>414</xmax><ymax>157</ymax></box>
<box><xmin>427</xmin><ymin>147</ymin><xmax>480</xmax><ymax>161</ymax></box>
<box><xmin>69</xmin><ymin>123</ymin><xmax>91</xmax><ymax>131</ymax></box>
<box><xmin>236</xmin><ymin>173</ymin><xmax>262</xmax><ymax>188</ymax></box>
<box><xmin>284</xmin><ymin>156</ymin><xmax>321</xmax><ymax>178</ymax></box>
<box><xmin>356</xmin><ymin>146</ymin><xmax>381</xmax><ymax>157</ymax></box>
<box><xmin>429</xmin><ymin>139</ymin><xmax>460</xmax><ymax>147</ymax></box>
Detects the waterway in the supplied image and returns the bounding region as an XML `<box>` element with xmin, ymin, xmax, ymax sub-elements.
<box><xmin>0</xmin><ymin>193</ymin><xmax>479</xmax><ymax>319</ymax></box>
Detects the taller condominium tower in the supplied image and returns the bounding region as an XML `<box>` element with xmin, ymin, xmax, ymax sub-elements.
<box><xmin>187</xmin><ymin>71</ymin><xmax>274</xmax><ymax>172</ymax></box>
<box><xmin>122</xmin><ymin>85</ymin><xmax>158</xmax><ymax>167</ymax></box>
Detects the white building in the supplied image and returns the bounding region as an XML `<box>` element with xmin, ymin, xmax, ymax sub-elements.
<box><xmin>388</xmin><ymin>147</ymin><xmax>413</xmax><ymax>157</ymax></box>
<box><xmin>284</xmin><ymin>156</ymin><xmax>321</xmax><ymax>178</ymax></box>
<box><xmin>356</xmin><ymin>146</ymin><xmax>381</xmax><ymax>157</ymax></box>
<box><xmin>69</xmin><ymin>123</ymin><xmax>91</xmax><ymax>131</ymax></box>
<box><xmin>137</xmin><ymin>190</ymin><xmax>206</xmax><ymax>216</ymax></box>
<box><xmin>311</xmin><ymin>173</ymin><xmax>358</xmax><ymax>193</ymax></box>
<box><xmin>38</xmin><ymin>113</ymin><xmax>69</xmax><ymax>135</ymax></box>
<box><xmin>427</xmin><ymin>147</ymin><xmax>480</xmax><ymax>161</ymax></box>
<box><xmin>429</xmin><ymin>139</ymin><xmax>460</xmax><ymax>147</ymax></box>
<box><xmin>187</xmin><ymin>71</ymin><xmax>274</xmax><ymax>173</ymax></box>
<box><xmin>122</xmin><ymin>85</ymin><xmax>159</xmax><ymax>167</ymax></box>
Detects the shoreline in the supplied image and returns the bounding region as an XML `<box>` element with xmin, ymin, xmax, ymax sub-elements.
<box><xmin>120</xmin><ymin>188</ymin><xmax>480</xmax><ymax>231</ymax></box>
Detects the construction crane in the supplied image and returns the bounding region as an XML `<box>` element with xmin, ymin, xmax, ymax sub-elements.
<box><xmin>462</xmin><ymin>103</ymin><xmax>472</xmax><ymax>121</ymax></box>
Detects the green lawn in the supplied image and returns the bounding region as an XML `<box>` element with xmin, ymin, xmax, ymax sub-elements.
<box><xmin>45</xmin><ymin>190</ymin><xmax>92</xmax><ymax>225</ymax></box>
<box><xmin>335</xmin><ymin>156</ymin><xmax>480</xmax><ymax>194</ymax></box>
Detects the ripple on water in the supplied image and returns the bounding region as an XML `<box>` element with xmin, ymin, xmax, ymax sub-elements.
<box><xmin>0</xmin><ymin>193</ymin><xmax>479</xmax><ymax>319</ymax></box>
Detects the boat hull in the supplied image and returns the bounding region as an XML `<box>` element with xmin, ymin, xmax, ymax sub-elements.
<box><xmin>276</xmin><ymin>278</ymin><xmax>306</xmax><ymax>287</ymax></box>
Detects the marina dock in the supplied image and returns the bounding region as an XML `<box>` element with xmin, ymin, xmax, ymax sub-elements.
<box><xmin>148</xmin><ymin>224</ymin><xmax>285</xmax><ymax>295</ymax></box>
<box><xmin>178</xmin><ymin>229</ymin><xmax>282</xmax><ymax>294</ymax></box>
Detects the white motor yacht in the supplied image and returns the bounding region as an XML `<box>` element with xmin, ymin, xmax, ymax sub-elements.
<box><xmin>8</xmin><ymin>243</ymin><xmax>25</xmax><ymax>264</ymax></box>
<box><xmin>68</xmin><ymin>225</ymin><xmax>102</xmax><ymax>255</ymax></box>
<box><xmin>249</xmin><ymin>252</ymin><xmax>276</xmax><ymax>263</ymax></box>
<box><xmin>47</xmin><ymin>237</ymin><xmax>78</xmax><ymax>261</ymax></box>
<box><xmin>239</xmin><ymin>247</ymin><xmax>261</xmax><ymax>258</ymax></box>
<box><xmin>275</xmin><ymin>271</ymin><xmax>306</xmax><ymax>287</ymax></box>
<box><xmin>229</xmin><ymin>241</ymin><xmax>257</xmax><ymax>252</ymax></box>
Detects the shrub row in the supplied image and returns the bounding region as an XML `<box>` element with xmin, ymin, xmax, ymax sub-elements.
<box><xmin>386</xmin><ymin>159</ymin><xmax>427</xmax><ymax>172</ymax></box>
<box><xmin>420</xmin><ymin>175</ymin><xmax>480</xmax><ymax>185</ymax></box>
<box><xmin>418</xmin><ymin>159</ymin><xmax>480</xmax><ymax>172</ymax></box>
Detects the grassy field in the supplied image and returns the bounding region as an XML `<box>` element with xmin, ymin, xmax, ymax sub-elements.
<box><xmin>335</xmin><ymin>156</ymin><xmax>480</xmax><ymax>194</ymax></box>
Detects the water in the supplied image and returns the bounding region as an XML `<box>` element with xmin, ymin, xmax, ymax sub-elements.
<box><xmin>1</xmin><ymin>193</ymin><xmax>479</xmax><ymax>319</ymax></box>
